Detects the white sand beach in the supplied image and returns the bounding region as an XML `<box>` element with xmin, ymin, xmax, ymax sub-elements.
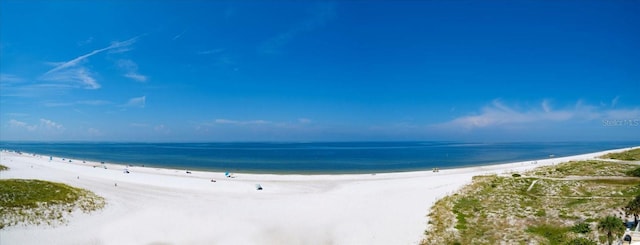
<box><xmin>0</xmin><ymin>147</ymin><xmax>637</xmax><ymax>245</ymax></box>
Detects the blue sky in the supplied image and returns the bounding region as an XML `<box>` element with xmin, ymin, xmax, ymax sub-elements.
<box><xmin>1</xmin><ymin>0</ymin><xmax>639</xmax><ymax>142</ymax></box>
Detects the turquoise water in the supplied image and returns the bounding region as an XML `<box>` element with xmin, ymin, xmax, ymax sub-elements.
<box><xmin>1</xmin><ymin>141</ymin><xmax>638</xmax><ymax>173</ymax></box>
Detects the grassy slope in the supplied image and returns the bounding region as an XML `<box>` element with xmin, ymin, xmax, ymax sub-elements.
<box><xmin>0</xmin><ymin>179</ymin><xmax>105</xmax><ymax>229</ymax></box>
<box><xmin>602</xmin><ymin>148</ymin><xmax>640</xmax><ymax>161</ymax></box>
<box><xmin>422</xmin><ymin>160</ymin><xmax>640</xmax><ymax>245</ymax></box>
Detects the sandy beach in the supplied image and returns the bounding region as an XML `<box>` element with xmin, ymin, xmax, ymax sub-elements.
<box><xmin>0</xmin><ymin>147</ymin><xmax>637</xmax><ymax>245</ymax></box>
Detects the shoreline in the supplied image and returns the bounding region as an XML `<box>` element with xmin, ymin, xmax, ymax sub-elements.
<box><xmin>2</xmin><ymin>144</ymin><xmax>638</xmax><ymax>175</ymax></box>
<box><xmin>3</xmin><ymin>141</ymin><xmax>638</xmax><ymax>175</ymax></box>
<box><xmin>1</xmin><ymin>146</ymin><xmax>638</xmax><ymax>245</ymax></box>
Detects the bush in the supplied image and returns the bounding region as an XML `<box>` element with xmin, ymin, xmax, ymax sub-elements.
<box><xmin>570</xmin><ymin>222</ymin><xmax>591</xmax><ymax>234</ymax></box>
<box><xmin>567</xmin><ymin>237</ymin><xmax>597</xmax><ymax>245</ymax></box>
<box><xmin>512</xmin><ymin>173</ymin><xmax>521</xmax><ymax>177</ymax></box>
<box><xmin>526</xmin><ymin>224</ymin><xmax>569</xmax><ymax>244</ymax></box>
<box><xmin>0</xmin><ymin>164</ymin><xmax>8</xmax><ymax>171</ymax></box>
<box><xmin>627</xmin><ymin>167</ymin><xmax>640</xmax><ymax>177</ymax></box>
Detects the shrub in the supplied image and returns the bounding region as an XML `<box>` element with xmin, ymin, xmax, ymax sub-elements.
<box><xmin>512</xmin><ymin>173</ymin><xmax>521</xmax><ymax>177</ymax></box>
<box><xmin>570</xmin><ymin>222</ymin><xmax>591</xmax><ymax>234</ymax></box>
<box><xmin>567</xmin><ymin>237</ymin><xmax>597</xmax><ymax>245</ymax></box>
<box><xmin>526</xmin><ymin>224</ymin><xmax>569</xmax><ymax>244</ymax></box>
<box><xmin>627</xmin><ymin>167</ymin><xmax>640</xmax><ymax>177</ymax></box>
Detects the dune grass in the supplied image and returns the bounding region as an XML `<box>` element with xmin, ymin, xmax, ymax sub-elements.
<box><xmin>602</xmin><ymin>148</ymin><xmax>640</xmax><ymax>161</ymax></box>
<box><xmin>0</xmin><ymin>164</ymin><xmax>8</xmax><ymax>171</ymax></box>
<box><xmin>0</xmin><ymin>179</ymin><xmax>105</xmax><ymax>229</ymax></box>
<box><xmin>422</xmin><ymin>160</ymin><xmax>640</xmax><ymax>245</ymax></box>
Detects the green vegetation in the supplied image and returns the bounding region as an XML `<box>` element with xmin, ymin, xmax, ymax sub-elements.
<box><xmin>422</xmin><ymin>159</ymin><xmax>640</xmax><ymax>244</ymax></box>
<box><xmin>627</xmin><ymin>167</ymin><xmax>640</xmax><ymax>177</ymax></box>
<box><xmin>528</xmin><ymin>160</ymin><xmax>638</xmax><ymax>177</ymax></box>
<box><xmin>602</xmin><ymin>148</ymin><xmax>640</xmax><ymax>161</ymax></box>
<box><xmin>571</xmin><ymin>222</ymin><xmax>591</xmax><ymax>234</ymax></box>
<box><xmin>0</xmin><ymin>164</ymin><xmax>8</xmax><ymax>171</ymax></box>
<box><xmin>567</xmin><ymin>237</ymin><xmax>597</xmax><ymax>245</ymax></box>
<box><xmin>597</xmin><ymin>216</ymin><xmax>625</xmax><ymax>245</ymax></box>
<box><xmin>527</xmin><ymin>224</ymin><xmax>569</xmax><ymax>244</ymax></box>
<box><xmin>0</xmin><ymin>179</ymin><xmax>105</xmax><ymax>229</ymax></box>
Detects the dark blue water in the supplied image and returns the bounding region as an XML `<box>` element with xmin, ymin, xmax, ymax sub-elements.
<box><xmin>1</xmin><ymin>141</ymin><xmax>638</xmax><ymax>174</ymax></box>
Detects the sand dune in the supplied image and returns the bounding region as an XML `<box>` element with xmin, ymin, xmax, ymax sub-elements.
<box><xmin>0</xmin><ymin>147</ymin><xmax>636</xmax><ymax>245</ymax></box>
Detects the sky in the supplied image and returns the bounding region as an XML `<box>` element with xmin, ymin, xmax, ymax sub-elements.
<box><xmin>1</xmin><ymin>0</ymin><xmax>639</xmax><ymax>142</ymax></box>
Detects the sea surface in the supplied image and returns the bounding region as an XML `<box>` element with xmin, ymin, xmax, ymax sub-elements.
<box><xmin>1</xmin><ymin>141</ymin><xmax>638</xmax><ymax>174</ymax></box>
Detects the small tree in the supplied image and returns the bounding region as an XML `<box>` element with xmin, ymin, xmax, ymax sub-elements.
<box><xmin>626</xmin><ymin>195</ymin><xmax>640</xmax><ymax>226</ymax></box>
<box><xmin>597</xmin><ymin>216</ymin><xmax>625</xmax><ymax>245</ymax></box>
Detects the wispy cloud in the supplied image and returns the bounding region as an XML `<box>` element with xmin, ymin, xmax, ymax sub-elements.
<box><xmin>40</xmin><ymin>118</ymin><xmax>64</xmax><ymax>130</ymax></box>
<box><xmin>123</xmin><ymin>96</ymin><xmax>146</xmax><ymax>108</ymax></box>
<box><xmin>173</xmin><ymin>30</ymin><xmax>186</xmax><ymax>41</ymax></box>
<box><xmin>215</xmin><ymin>119</ymin><xmax>271</xmax><ymax>125</ymax></box>
<box><xmin>118</xmin><ymin>59</ymin><xmax>147</xmax><ymax>82</ymax></box>
<box><xmin>87</xmin><ymin>128</ymin><xmax>102</xmax><ymax>137</ymax></box>
<box><xmin>40</xmin><ymin>36</ymin><xmax>140</xmax><ymax>89</ymax></box>
<box><xmin>43</xmin><ymin>100</ymin><xmax>112</xmax><ymax>107</ymax></box>
<box><xmin>154</xmin><ymin>124</ymin><xmax>170</xmax><ymax>134</ymax></box>
<box><xmin>8</xmin><ymin>118</ymin><xmax>64</xmax><ymax>132</ymax></box>
<box><xmin>298</xmin><ymin>118</ymin><xmax>312</xmax><ymax>124</ymax></box>
<box><xmin>259</xmin><ymin>2</ymin><xmax>336</xmax><ymax>54</ymax></box>
<box><xmin>9</xmin><ymin>119</ymin><xmax>37</xmax><ymax>131</ymax></box>
<box><xmin>197</xmin><ymin>48</ymin><xmax>225</xmax><ymax>55</ymax></box>
<box><xmin>611</xmin><ymin>96</ymin><xmax>620</xmax><ymax>107</ymax></box>
<box><xmin>0</xmin><ymin>74</ymin><xmax>25</xmax><ymax>92</ymax></box>
<box><xmin>0</xmin><ymin>74</ymin><xmax>23</xmax><ymax>83</ymax></box>
<box><xmin>194</xmin><ymin>118</ymin><xmax>314</xmax><ymax>133</ymax></box>
<box><xmin>435</xmin><ymin>99</ymin><xmax>640</xmax><ymax>130</ymax></box>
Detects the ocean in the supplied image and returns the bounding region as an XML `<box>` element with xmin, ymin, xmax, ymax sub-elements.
<box><xmin>1</xmin><ymin>141</ymin><xmax>638</xmax><ymax>174</ymax></box>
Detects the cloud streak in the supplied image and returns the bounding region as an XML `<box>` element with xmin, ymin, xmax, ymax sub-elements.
<box><xmin>259</xmin><ymin>2</ymin><xmax>336</xmax><ymax>54</ymax></box>
<box><xmin>40</xmin><ymin>36</ymin><xmax>140</xmax><ymax>89</ymax></box>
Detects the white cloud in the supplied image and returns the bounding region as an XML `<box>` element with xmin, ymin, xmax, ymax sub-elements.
<box><xmin>40</xmin><ymin>36</ymin><xmax>139</xmax><ymax>89</ymax></box>
<box><xmin>9</xmin><ymin>119</ymin><xmax>27</xmax><ymax>127</ymax></box>
<box><xmin>437</xmin><ymin>99</ymin><xmax>640</xmax><ymax>130</ymax></box>
<box><xmin>124</xmin><ymin>73</ymin><xmax>147</xmax><ymax>82</ymax></box>
<box><xmin>118</xmin><ymin>59</ymin><xmax>147</xmax><ymax>82</ymax></box>
<box><xmin>124</xmin><ymin>96</ymin><xmax>146</xmax><ymax>108</ymax></box>
<box><xmin>215</xmin><ymin>119</ymin><xmax>271</xmax><ymax>125</ymax></box>
<box><xmin>8</xmin><ymin>118</ymin><xmax>64</xmax><ymax>132</ymax></box>
<box><xmin>40</xmin><ymin>118</ymin><xmax>64</xmax><ymax>130</ymax></box>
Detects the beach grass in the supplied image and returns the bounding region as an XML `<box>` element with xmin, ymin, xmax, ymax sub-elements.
<box><xmin>0</xmin><ymin>179</ymin><xmax>105</xmax><ymax>229</ymax></box>
<box><xmin>422</xmin><ymin>160</ymin><xmax>640</xmax><ymax>245</ymax></box>
<box><xmin>601</xmin><ymin>148</ymin><xmax>640</xmax><ymax>161</ymax></box>
<box><xmin>0</xmin><ymin>164</ymin><xmax>8</xmax><ymax>171</ymax></box>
